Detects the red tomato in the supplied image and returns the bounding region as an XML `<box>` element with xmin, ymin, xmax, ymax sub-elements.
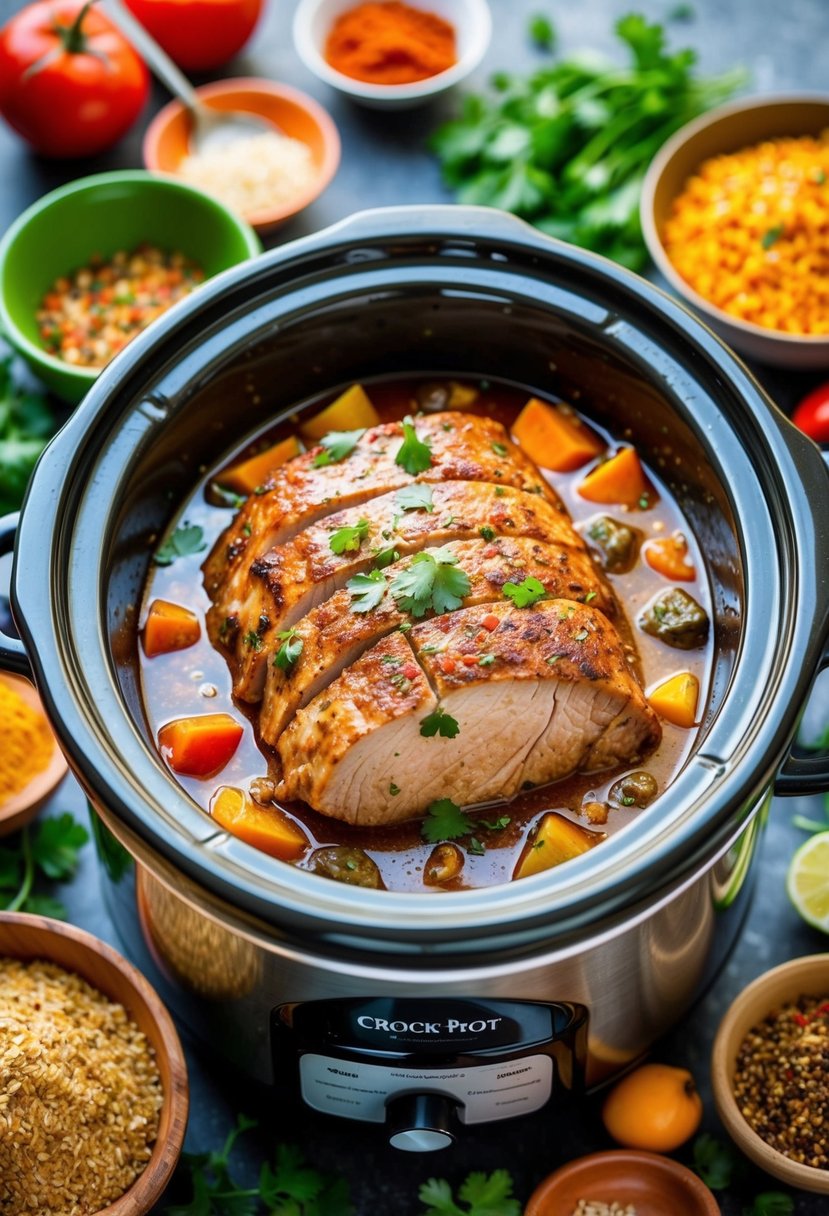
<box><xmin>0</xmin><ymin>1</ymin><xmax>148</xmax><ymax>158</ymax></box>
<box><xmin>792</xmin><ymin>383</ymin><xmax>829</xmax><ymax>446</ymax></box>
<box><xmin>124</xmin><ymin>0</ymin><xmax>264</xmax><ymax>72</ymax></box>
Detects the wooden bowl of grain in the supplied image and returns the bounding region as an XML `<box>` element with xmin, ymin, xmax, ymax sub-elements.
<box><xmin>712</xmin><ymin>953</ymin><xmax>829</xmax><ymax>1194</ymax></box>
<box><xmin>0</xmin><ymin>911</ymin><xmax>189</xmax><ymax>1215</ymax></box>
<box><xmin>524</xmin><ymin>1150</ymin><xmax>721</xmax><ymax>1216</ymax></box>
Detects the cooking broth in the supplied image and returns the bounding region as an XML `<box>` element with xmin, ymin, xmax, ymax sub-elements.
<box><xmin>139</xmin><ymin>376</ymin><xmax>713</xmax><ymax>891</ymax></box>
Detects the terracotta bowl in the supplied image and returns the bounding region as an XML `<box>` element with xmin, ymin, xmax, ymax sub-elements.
<box><xmin>0</xmin><ymin>911</ymin><xmax>189</xmax><ymax>1214</ymax></box>
<box><xmin>641</xmin><ymin>93</ymin><xmax>829</xmax><ymax>369</ymax></box>
<box><xmin>712</xmin><ymin>953</ymin><xmax>829</xmax><ymax>1194</ymax></box>
<box><xmin>143</xmin><ymin>78</ymin><xmax>341</xmax><ymax>232</ymax></box>
<box><xmin>0</xmin><ymin>673</ymin><xmax>68</xmax><ymax>836</ymax></box>
<box><xmin>525</xmin><ymin>1150</ymin><xmax>720</xmax><ymax>1215</ymax></box>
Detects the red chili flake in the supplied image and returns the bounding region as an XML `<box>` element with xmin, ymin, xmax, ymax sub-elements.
<box><xmin>439</xmin><ymin>656</ymin><xmax>456</xmax><ymax>674</ymax></box>
<box><xmin>461</xmin><ymin>654</ymin><xmax>479</xmax><ymax>666</ymax></box>
<box><xmin>491</xmin><ymin>510</ymin><xmax>508</xmax><ymax>526</ymax></box>
<box><xmin>793</xmin><ymin>1013</ymin><xmax>809</xmax><ymax>1027</ymax></box>
<box><xmin>436</xmin><ymin>619</ymin><xmax>452</xmax><ymax>633</ymax></box>
<box><xmin>402</xmin><ymin>663</ymin><xmax>419</xmax><ymax>681</ymax></box>
<box><xmin>483</xmin><ymin>545</ymin><xmax>499</xmax><ymax>558</ymax></box>
<box><xmin>481</xmin><ymin>613</ymin><xmax>499</xmax><ymax>632</ymax></box>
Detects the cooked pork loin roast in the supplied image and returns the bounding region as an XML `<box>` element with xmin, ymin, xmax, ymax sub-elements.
<box><xmin>204</xmin><ymin>410</ymin><xmax>660</xmax><ymax>825</ymax></box>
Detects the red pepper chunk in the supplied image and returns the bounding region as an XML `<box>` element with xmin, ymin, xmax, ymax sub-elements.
<box><xmin>402</xmin><ymin>663</ymin><xmax>420</xmax><ymax>681</ymax></box>
<box><xmin>481</xmin><ymin>613</ymin><xmax>500</xmax><ymax>632</ymax></box>
<box><xmin>158</xmin><ymin>713</ymin><xmax>243</xmax><ymax>778</ymax></box>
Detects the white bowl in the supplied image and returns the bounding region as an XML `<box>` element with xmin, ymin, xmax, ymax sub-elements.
<box><xmin>293</xmin><ymin>0</ymin><xmax>492</xmax><ymax>109</ymax></box>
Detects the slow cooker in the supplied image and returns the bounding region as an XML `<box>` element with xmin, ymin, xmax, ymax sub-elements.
<box><xmin>2</xmin><ymin>208</ymin><xmax>828</xmax><ymax>1151</ymax></box>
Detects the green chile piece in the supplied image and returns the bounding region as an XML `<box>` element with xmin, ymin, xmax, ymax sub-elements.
<box><xmin>639</xmin><ymin>587</ymin><xmax>709</xmax><ymax>650</ymax></box>
<box><xmin>307</xmin><ymin>846</ymin><xmax>384</xmax><ymax>889</ymax></box>
<box><xmin>586</xmin><ymin>515</ymin><xmax>641</xmax><ymax>573</ymax></box>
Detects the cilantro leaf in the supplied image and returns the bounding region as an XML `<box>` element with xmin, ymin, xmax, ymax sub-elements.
<box><xmin>390</xmin><ymin>549</ymin><xmax>471</xmax><ymax>618</ymax></box>
<box><xmin>421</xmin><ymin>799</ymin><xmax>475</xmax><ymax>843</ymax></box>
<box><xmin>312</xmin><ymin>428</ymin><xmax>366</xmax><ymax>468</ymax></box>
<box><xmin>372</xmin><ymin>545</ymin><xmax>400</xmax><ymax>569</ymax></box>
<box><xmin>154</xmin><ymin>522</ymin><xmax>206</xmax><ymax>566</ymax></box>
<box><xmin>744</xmin><ymin>1196</ymin><xmax>794</xmax><ymax>1216</ymax></box>
<box><xmin>328</xmin><ymin>518</ymin><xmax>370</xmax><ymax>555</ymax></box>
<box><xmin>346</xmin><ymin>569</ymin><xmax>387</xmax><ymax>613</ymax></box>
<box><xmin>396</xmin><ymin>483</ymin><xmax>434</xmax><ymax>513</ymax></box>
<box><xmin>693</xmin><ymin>1133</ymin><xmax>738</xmax><ymax>1191</ymax></box>
<box><xmin>273</xmin><ymin>629</ymin><xmax>304</xmax><ymax>671</ymax></box>
<box><xmin>761</xmin><ymin>225</ymin><xmax>785</xmax><ymax>250</ymax></box>
<box><xmin>502</xmin><ymin>576</ymin><xmax>547</xmax><ymax>608</ymax></box>
<box><xmin>0</xmin><ymin>356</ymin><xmax>56</xmax><ymax>515</ymax></box>
<box><xmin>259</xmin><ymin>1145</ymin><xmax>325</xmax><ymax>1206</ymax></box>
<box><xmin>419</xmin><ymin>1170</ymin><xmax>520</xmax><ymax>1216</ymax></box>
<box><xmin>395</xmin><ymin>415</ymin><xmax>433</xmax><ymax>475</ymax></box>
<box><xmin>420</xmin><ymin>706</ymin><xmax>461</xmax><ymax>738</ymax></box>
<box><xmin>23</xmin><ymin>894</ymin><xmax>70</xmax><ymax>919</ymax></box>
<box><xmin>30</xmin><ymin>814</ymin><xmax>90</xmax><ymax>880</ymax></box>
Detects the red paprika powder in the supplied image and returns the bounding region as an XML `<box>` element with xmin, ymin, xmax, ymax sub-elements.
<box><xmin>324</xmin><ymin>1</ymin><xmax>457</xmax><ymax>85</ymax></box>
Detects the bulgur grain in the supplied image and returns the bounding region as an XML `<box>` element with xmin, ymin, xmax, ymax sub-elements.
<box><xmin>732</xmin><ymin>993</ymin><xmax>829</xmax><ymax>1170</ymax></box>
<box><xmin>178</xmin><ymin>131</ymin><xmax>316</xmax><ymax>219</ymax></box>
<box><xmin>0</xmin><ymin>957</ymin><xmax>163</xmax><ymax>1216</ymax></box>
<box><xmin>662</xmin><ymin>134</ymin><xmax>829</xmax><ymax>335</ymax></box>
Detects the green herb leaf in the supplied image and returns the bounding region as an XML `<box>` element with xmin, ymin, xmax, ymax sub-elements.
<box><xmin>693</xmin><ymin>1133</ymin><xmax>738</xmax><ymax>1191</ymax></box>
<box><xmin>372</xmin><ymin>545</ymin><xmax>400</xmax><ymax>569</ymax></box>
<box><xmin>273</xmin><ymin>629</ymin><xmax>304</xmax><ymax>671</ymax></box>
<box><xmin>761</xmin><ymin>224</ymin><xmax>785</xmax><ymax>250</ymax></box>
<box><xmin>528</xmin><ymin>13</ymin><xmax>556</xmax><ymax>50</ymax></box>
<box><xmin>479</xmin><ymin>525</ymin><xmax>496</xmax><ymax>541</ymax></box>
<box><xmin>502</xmin><ymin>576</ymin><xmax>547</xmax><ymax>608</ymax></box>
<box><xmin>312</xmin><ymin>428</ymin><xmax>366</xmax><ymax>468</ymax></box>
<box><xmin>420</xmin><ymin>706</ymin><xmax>461</xmax><ymax>739</ymax></box>
<box><xmin>478</xmin><ymin>653</ymin><xmax>496</xmax><ymax>666</ymax></box>
<box><xmin>390</xmin><ymin>548</ymin><xmax>471</xmax><ymax>618</ymax></box>
<box><xmin>154</xmin><ymin>522</ymin><xmax>206</xmax><ymax>566</ymax></box>
<box><xmin>396</xmin><ymin>483</ymin><xmax>434</xmax><ymax>513</ymax></box>
<box><xmin>346</xmin><ymin>569</ymin><xmax>387</xmax><ymax>613</ymax></box>
<box><xmin>743</xmin><ymin>1195</ymin><xmax>795</xmax><ymax>1216</ymax></box>
<box><xmin>30</xmin><ymin>814</ymin><xmax>90</xmax><ymax>881</ymax></box>
<box><xmin>389</xmin><ymin>783</ymin><xmax>400</xmax><ymax>796</ymax></box>
<box><xmin>328</xmin><ymin>517</ymin><xmax>370</xmax><ymax>555</ymax></box>
<box><xmin>421</xmin><ymin>799</ymin><xmax>475</xmax><ymax>843</ymax></box>
<box><xmin>419</xmin><ymin>1170</ymin><xmax>521</xmax><ymax>1216</ymax></box>
<box><xmin>0</xmin><ymin>356</ymin><xmax>56</xmax><ymax>515</ymax></box>
<box><xmin>395</xmin><ymin>415</ymin><xmax>433</xmax><ymax>475</ymax></box>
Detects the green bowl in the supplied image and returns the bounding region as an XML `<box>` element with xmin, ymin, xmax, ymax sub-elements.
<box><xmin>0</xmin><ymin>170</ymin><xmax>262</xmax><ymax>403</ymax></box>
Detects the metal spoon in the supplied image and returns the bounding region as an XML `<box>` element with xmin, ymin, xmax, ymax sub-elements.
<box><xmin>104</xmin><ymin>0</ymin><xmax>274</xmax><ymax>154</ymax></box>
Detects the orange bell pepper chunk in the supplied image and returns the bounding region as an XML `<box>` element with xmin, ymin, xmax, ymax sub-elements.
<box><xmin>648</xmin><ymin>672</ymin><xmax>699</xmax><ymax>728</ymax></box>
<box><xmin>143</xmin><ymin>599</ymin><xmax>201</xmax><ymax>657</ymax></box>
<box><xmin>644</xmin><ymin>534</ymin><xmax>696</xmax><ymax>582</ymax></box>
<box><xmin>578</xmin><ymin>447</ymin><xmax>657</xmax><ymax>509</ymax></box>
<box><xmin>515</xmin><ymin>812</ymin><xmax>605</xmax><ymax>880</ymax></box>
<box><xmin>158</xmin><ymin>713</ymin><xmax>243</xmax><ymax>778</ymax></box>
<box><xmin>211</xmin><ymin>786</ymin><xmax>308</xmax><ymax>860</ymax></box>
<box><xmin>512</xmin><ymin>397</ymin><xmax>605</xmax><ymax>472</ymax></box>
<box><xmin>220</xmin><ymin>435</ymin><xmax>302</xmax><ymax>496</ymax></box>
<box><xmin>300</xmin><ymin>384</ymin><xmax>380</xmax><ymax>441</ymax></box>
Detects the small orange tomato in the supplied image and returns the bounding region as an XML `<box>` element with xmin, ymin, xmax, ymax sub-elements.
<box><xmin>602</xmin><ymin>1063</ymin><xmax>703</xmax><ymax>1152</ymax></box>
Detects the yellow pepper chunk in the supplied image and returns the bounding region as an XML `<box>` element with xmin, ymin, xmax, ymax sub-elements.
<box><xmin>211</xmin><ymin>786</ymin><xmax>308</xmax><ymax>860</ymax></box>
<box><xmin>515</xmin><ymin>812</ymin><xmax>605</xmax><ymax>880</ymax></box>
<box><xmin>301</xmin><ymin>384</ymin><xmax>380</xmax><ymax>441</ymax></box>
<box><xmin>221</xmin><ymin>435</ymin><xmax>302</xmax><ymax>495</ymax></box>
<box><xmin>648</xmin><ymin>671</ymin><xmax>699</xmax><ymax>728</ymax></box>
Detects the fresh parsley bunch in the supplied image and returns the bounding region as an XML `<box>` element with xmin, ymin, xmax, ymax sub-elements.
<box><xmin>0</xmin><ymin>813</ymin><xmax>89</xmax><ymax>918</ymax></box>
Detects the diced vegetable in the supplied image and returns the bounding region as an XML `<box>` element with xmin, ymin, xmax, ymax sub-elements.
<box><xmin>307</xmin><ymin>846</ymin><xmax>384</xmax><ymax>888</ymax></box>
<box><xmin>142</xmin><ymin>598</ymin><xmax>201</xmax><ymax>657</ymax></box>
<box><xmin>210</xmin><ymin>786</ymin><xmax>308</xmax><ymax>860</ymax></box>
<box><xmin>415</xmin><ymin>380</ymin><xmax>479</xmax><ymax>411</ymax></box>
<box><xmin>514</xmin><ymin>812</ymin><xmax>605</xmax><ymax>879</ymax></box>
<box><xmin>424</xmin><ymin>842</ymin><xmax>465</xmax><ymax>885</ymax></box>
<box><xmin>648</xmin><ymin>671</ymin><xmax>699</xmax><ymax>728</ymax></box>
<box><xmin>644</xmin><ymin>533</ymin><xmax>696</xmax><ymax>582</ymax></box>
<box><xmin>300</xmin><ymin>384</ymin><xmax>380</xmax><ymax>441</ymax></box>
<box><xmin>578</xmin><ymin>448</ymin><xmax>656</xmax><ymax>509</ymax></box>
<box><xmin>585</xmin><ymin>514</ymin><xmax>641</xmax><ymax>573</ymax></box>
<box><xmin>512</xmin><ymin>397</ymin><xmax>604</xmax><ymax>472</ymax></box>
<box><xmin>609</xmin><ymin>771</ymin><xmax>659</xmax><ymax>808</ymax></box>
<box><xmin>220</xmin><ymin>435</ymin><xmax>302</xmax><ymax>495</ymax></box>
<box><xmin>639</xmin><ymin>588</ymin><xmax>709</xmax><ymax>650</ymax></box>
<box><xmin>158</xmin><ymin>713</ymin><xmax>243</xmax><ymax>778</ymax></box>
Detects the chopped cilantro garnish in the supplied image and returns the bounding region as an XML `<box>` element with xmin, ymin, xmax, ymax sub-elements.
<box><xmin>468</xmin><ymin>837</ymin><xmax>486</xmax><ymax>856</ymax></box>
<box><xmin>502</xmin><ymin>576</ymin><xmax>547</xmax><ymax>608</ymax></box>
<box><xmin>243</xmin><ymin>630</ymin><xmax>262</xmax><ymax>650</ymax></box>
<box><xmin>153</xmin><ymin>522</ymin><xmax>206</xmax><ymax>566</ymax></box>
<box><xmin>372</xmin><ymin>545</ymin><xmax>400</xmax><ymax>569</ymax></box>
<box><xmin>390</xmin><ymin>547</ymin><xmax>471</xmax><ymax>617</ymax></box>
<box><xmin>329</xmin><ymin>517</ymin><xmax>370</xmax><ymax>555</ymax></box>
<box><xmin>395</xmin><ymin>483</ymin><xmax>434</xmax><ymax>513</ymax></box>
<box><xmin>761</xmin><ymin>224</ymin><xmax>785</xmax><ymax>250</ymax></box>
<box><xmin>313</xmin><ymin>428</ymin><xmax>366</xmax><ymax>467</ymax></box>
<box><xmin>479</xmin><ymin>525</ymin><xmax>496</xmax><ymax>541</ymax></box>
<box><xmin>491</xmin><ymin>441</ymin><xmax>509</xmax><ymax>457</ymax></box>
<box><xmin>420</xmin><ymin>706</ymin><xmax>461</xmax><ymax>739</ymax></box>
<box><xmin>574</xmin><ymin>628</ymin><xmax>589</xmax><ymax>641</ymax></box>
<box><xmin>346</xmin><ymin>568</ymin><xmax>387</xmax><ymax>612</ymax></box>
<box><xmin>421</xmin><ymin>799</ymin><xmax>474</xmax><ymax>842</ymax></box>
<box><xmin>273</xmin><ymin>629</ymin><xmax>303</xmax><ymax>671</ymax></box>
<box><xmin>478</xmin><ymin>653</ymin><xmax>496</xmax><ymax>666</ymax></box>
<box><xmin>389</xmin><ymin>782</ymin><xmax>401</xmax><ymax>796</ymax></box>
<box><xmin>395</xmin><ymin>415</ymin><xmax>433</xmax><ymax>475</ymax></box>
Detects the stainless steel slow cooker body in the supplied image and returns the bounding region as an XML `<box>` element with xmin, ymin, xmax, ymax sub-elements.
<box><xmin>3</xmin><ymin>208</ymin><xmax>829</xmax><ymax>1103</ymax></box>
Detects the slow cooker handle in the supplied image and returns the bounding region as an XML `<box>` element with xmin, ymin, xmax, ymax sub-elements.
<box><xmin>774</xmin><ymin>640</ymin><xmax>829</xmax><ymax>795</ymax></box>
<box><xmin>0</xmin><ymin>512</ymin><xmax>31</xmax><ymax>678</ymax></box>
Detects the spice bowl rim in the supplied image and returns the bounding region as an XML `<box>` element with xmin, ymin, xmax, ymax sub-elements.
<box><xmin>0</xmin><ymin>168</ymin><xmax>261</xmax><ymax>405</ymax></box>
<box><xmin>711</xmin><ymin>952</ymin><xmax>829</xmax><ymax>1194</ymax></box>
<box><xmin>0</xmin><ymin>673</ymin><xmax>68</xmax><ymax>836</ymax></box>
<box><xmin>640</xmin><ymin>91</ymin><xmax>829</xmax><ymax>369</ymax></box>
<box><xmin>0</xmin><ymin>909</ymin><xmax>189</xmax><ymax>1214</ymax></box>
<box><xmin>142</xmin><ymin>77</ymin><xmax>342</xmax><ymax>231</ymax></box>
<box><xmin>292</xmin><ymin>0</ymin><xmax>493</xmax><ymax>108</ymax></box>
<box><xmin>523</xmin><ymin>1148</ymin><xmax>721</xmax><ymax>1215</ymax></box>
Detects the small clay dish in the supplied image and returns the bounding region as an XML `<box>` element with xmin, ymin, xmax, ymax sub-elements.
<box><xmin>0</xmin><ymin>911</ymin><xmax>189</xmax><ymax>1214</ymax></box>
<box><xmin>0</xmin><ymin>673</ymin><xmax>68</xmax><ymax>836</ymax></box>
<box><xmin>712</xmin><ymin>953</ymin><xmax>829</xmax><ymax>1194</ymax></box>
<box><xmin>143</xmin><ymin>78</ymin><xmax>341</xmax><ymax>231</ymax></box>
<box><xmin>524</xmin><ymin>1149</ymin><xmax>720</xmax><ymax>1216</ymax></box>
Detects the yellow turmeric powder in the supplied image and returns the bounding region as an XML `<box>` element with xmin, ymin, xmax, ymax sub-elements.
<box><xmin>0</xmin><ymin>679</ymin><xmax>54</xmax><ymax>804</ymax></box>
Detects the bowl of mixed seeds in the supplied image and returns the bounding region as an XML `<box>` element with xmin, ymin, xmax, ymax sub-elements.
<box><xmin>712</xmin><ymin>953</ymin><xmax>829</xmax><ymax>1194</ymax></box>
<box><xmin>0</xmin><ymin>910</ymin><xmax>189</xmax><ymax>1215</ymax></box>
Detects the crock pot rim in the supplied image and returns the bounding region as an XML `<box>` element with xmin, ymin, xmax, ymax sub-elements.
<box><xmin>10</xmin><ymin>206</ymin><xmax>829</xmax><ymax>944</ymax></box>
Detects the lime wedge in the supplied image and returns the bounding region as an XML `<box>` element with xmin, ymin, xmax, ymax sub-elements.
<box><xmin>786</xmin><ymin>832</ymin><xmax>829</xmax><ymax>933</ymax></box>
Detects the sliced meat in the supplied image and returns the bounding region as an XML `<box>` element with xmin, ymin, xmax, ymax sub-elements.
<box><xmin>276</xmin><ymin>600</ymin><xmax>661</xmax><ymax>826</ymax></box>
<box><xmin>217</xmin><ymin>482</ymin><xmax>587</xmax><ymax>702</ymax></box>
<box><xmin>203</xmin><ymin>411</ymin><xmax>559</xmax><ymax>621</ymax></box>
<box><xmin>259</xmin><ymin>536</ymin><xmax>615</xmax><ymax>746</ymax></box>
